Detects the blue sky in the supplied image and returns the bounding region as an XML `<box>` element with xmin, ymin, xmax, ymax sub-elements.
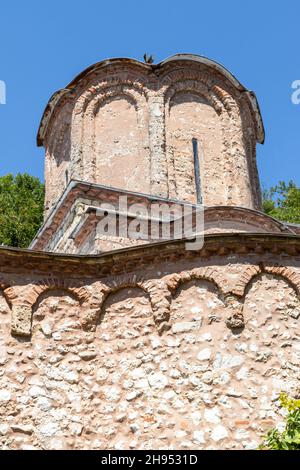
<box><xmin>0</xmin><ymin>0</ymin><xmax>299</xmax><ymax>189</ymax></box>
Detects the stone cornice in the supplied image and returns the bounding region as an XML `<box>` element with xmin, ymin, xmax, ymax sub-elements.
<box><xmin>2</xmin><ymin>233</ymin><xmax>300</xmax><ymax>279</ymax></box>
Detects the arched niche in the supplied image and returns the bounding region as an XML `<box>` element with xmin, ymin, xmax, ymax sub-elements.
<box><xmin>97</xmin><ymin>286</ymin><xmax>155</xmax><ymax>353</ymax></box>
<box><xmin>82</xmin><ymin>92</ymin><xmax>150</xmax><ymax>194</ymax></box>
<box><xmin>32</xmin><ymin>288</ymin><xmax>82</xmax><ymax>343</ymax></box>
<box><xmin>166</xmin><ymin>91</ymin><xmax>223</xmax><ymax>204</ymax></box>
<box><xmin>170</xmin><ymin>278</ymin><xmax>225</xmax><ymax>328</ymax></box>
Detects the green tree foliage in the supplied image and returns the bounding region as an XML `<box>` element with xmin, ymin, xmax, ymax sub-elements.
<box><xmin>260</xmin><ymin>393</ymin><xmax>300</xmax><ymax>450</ymax></box>
<box><xmin>263</xmin><ymin>181</ymin><xmax>300</xmax><ymax>224</ymax></box>
<box><xmin>0</xmin><ymin>173</ymin><xmax>44</xmax><ymax>248</ymax></box>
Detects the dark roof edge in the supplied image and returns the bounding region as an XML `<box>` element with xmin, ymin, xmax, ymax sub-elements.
<box><xmin>29</xmin><ymin>179</ymin><xmax>292</xmax><ymax>250</ymax></box>
<box><xmin>1</xmin><ymin>232</ymin><xmax>300</xmax><ymax>269</ymax></box>
<box><xmin>37</xmin><ymin>54</ymin><xmax>265</xmax><ymax>146</ymax></box>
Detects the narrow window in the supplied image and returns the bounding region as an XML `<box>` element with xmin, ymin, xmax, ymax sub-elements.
<box><xmin>192</xmin><ymin>138</ymin><xmax>202</xmax><ymax>204</ymax></box>
<box><xmin>65</xmin><ymin>169</ymin><xmax>69</xmax><ymax>185</ymax></box>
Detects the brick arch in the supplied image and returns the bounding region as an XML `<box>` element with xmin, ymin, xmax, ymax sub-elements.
<box><xmin>10</xmin><ymin>280</ymin><xmax>91</xmax><ymax>337</ymax></box>
<box><xmin>212</xmin><ymin>84</ymin><xmax>239</xmax><ymax>117</ymax></box>
<box><xmin>80</xmin><ymin>84</ymin><xmax>148</xmax><ymax>119</ymax></box>
<box><xmin>166</xmin><ymin>269</ymin><xmax>247</xmax><ymax>330</ymax></box>
<box><xmin>160</xmin><ymin>66</ymin><xmax>241</xmax><ymax>116</ymax></box>
<box><xmin>167</xmin><ymin>271</ymin><xmax>226</xmax><ymax>318</ymax></box>
<box><xmin>46</xmin><ymin>107</ymin><xmax>71</xmax><ymax>172</ymax></box>
<box><xmin>94</xmin><ymin>274</ymin><xmax>171</xmax><ymax>334</ymax></box>
<box><xmin>231</xmin><ymin>265</ymin><xmax>300</xmax><ymax>298</ymax></box>
<box><xmin>162</xmin><ymin>71</ymin><xmax>257</xmax><ymax>209</ymax></box>
<box><xmin>77</xmin><ymin>76</ymin><xmax>148</xmax><ymax>112</ymax></box>
<box><xmin>164</xmin><ymin>78</ymin><xmax>238</xmax><ymax>204</ymax></box>
<box><xmin>263</xmin><ymin>265</ymin><xmax>300</xmax><ymax>296</ymax></box>
<box><xmin>0</xmin><ymin>278</ymin><xmax>17</xmax><ymax>307</ymax></box>
<box><xmin>76</xmin><ymin>82</ymin><xmax>150</xmax><ymax>186</ymax></box>
<box><xmin>22</xmin><ymin>278</ymin><xmax>90</xmax><ymax>308</ymax></box>
<box><xmin>93</xmin><ymin>91</ymin><xmax>139</xmax><ymax>116</ymax></box>
<box><xmin>81</xmin><ymin>85</ymin><xmax>147</xmax><ymax>145</ymax></box>
<box><xmin>99</xmin><ymin>283</ymin><xmax>149</xmax><ymax>311</ymax></box>
<box><xmin>103</xmin><ymin>272</ymin><xmax>146</xmax><ymax>292</ymax></box>
<box><xmin>0</xmin><ymin>286</ymin><xmax>12</xmax><ymax>309</ymax></box>
<box><xmin>167</xmin><ymin>268</ymin><xmax>229</xmax><ymax>331</ymax></box>
<box><xmin>231</xmin><ymin>265</ymin><xmax>263</xmax><ymax>297</ymax></box>
<box><xmin>166</xmin><ymin>267</ymin><xmax>228</xmax><ymax>296</ymax></box>
<box><xmin>213</xmin><ymin>83</ymin><xmax>260</xmax><ymax>210</ymax></box>
<box><xmin>164</xmin><ymin>79</ymin><xmax>224</xmax><ymax>115</ymax></box>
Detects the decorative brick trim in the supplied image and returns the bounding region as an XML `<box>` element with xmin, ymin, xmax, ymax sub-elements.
<box><xmin>85</xmin><ymin>86</ymin><xmax>146</xmax><ymax>117</ymax></box>
<box><xmin>166</xmin><ymin>268</ymin><xmax>245</xmax><ymax>330</ymax></box>
<box><xmin>231</xmin><ymin>265</ymin><xmax>263</xmax><ymax>296</ymax></box>
<box><xmin>72</xmin><ymin>80</ymin><xmax>149</xmax><ymax>183</ymax></box>
<box><xmin>103</xmin><ymin>273</ymin><xmax>145</xmax><ymax>291</ymax></box>
<box><xmin>92</xmin><ymin>274</ymin><xmax>171</xmax><ymax>334</ymax></box>
<box><xmin>161</xmin><ymin>69</ymin><xmax>241</xmax><ymax>120</ymax></box>
<box><xmin>212</xmin><ymin>85</ymin><xmax>237</xmax><ymax>116</ymax></box>
<box><xmin>11</xmin><ymin>279</ymin><xmax>91</xmax><ymax>337</ymax></box>
<box><xmin>166</xmin><ymin>267</ymin><xmax>227</xmax><ymax>294</ymax></box>
<box><xmin>141</xmin><ymin>280</ymin><xmax>172</xmax><ymax>333</ymax></box>
<box><xmin>76</xmin><ymin>78</ymin><xmax>148</xmax><ymax>115</ymax></box>
<box><xmin>263</xmin><ymin>265</ymin><xmax>300</xmax><ymax>295</ymax></box>
<box><xmin>22</xmin><ymin>278</ymin><xmax>90</xmax><ymax>308</ymax></box>
<box><xmin>0</xmin><ymin>278</ymin><xmax>17</xmax><ymax>307</ymax></box>
<box><xmin>164</xmin><ymin>79</ymin><xmax>223</xmax><ymax>115</ymax></box>
<box><xmin>232</xmin><ymin>264</ymin><xmax>300</xmax><ymax>297</ymax></box>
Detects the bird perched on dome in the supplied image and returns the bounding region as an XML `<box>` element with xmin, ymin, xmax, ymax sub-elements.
<box><xmin>143</xmin><ymin>53</ymin><xmax>155</xmax><ymax>64</ymax></box>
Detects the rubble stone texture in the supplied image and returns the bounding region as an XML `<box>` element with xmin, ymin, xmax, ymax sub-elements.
<box><xmin>0</xmin><ymin>251</ymin><xmax>300</xmax><ymax>450</ymax></box>
<box><xmin>0</xmin><ymin>55</ymin><xmax>299</xmax><ymax>450</ymax></box>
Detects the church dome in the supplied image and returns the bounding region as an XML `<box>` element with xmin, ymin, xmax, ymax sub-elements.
<box><xmin>38</xmin><ymin>54</ymin><xmax>264</xmax><ymax>215</ymax></box>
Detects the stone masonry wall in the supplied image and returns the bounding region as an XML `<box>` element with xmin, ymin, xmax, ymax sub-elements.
<box><xmin>0</xmin><ymin>239</ymin><xmax>300</xmax><ymax>450</ymax></box>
